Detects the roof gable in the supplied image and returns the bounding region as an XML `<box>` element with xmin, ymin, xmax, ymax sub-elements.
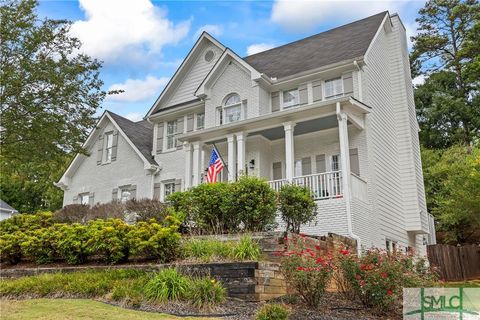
<box><xmin>244</xmin><ymin>11</ymin><xmax>388</xmax><ymax>79</ymax></box>
<box><xmin>146</xmin><ymin>32</ymin><xmax>226</xmax><ymax>117</ymax></box>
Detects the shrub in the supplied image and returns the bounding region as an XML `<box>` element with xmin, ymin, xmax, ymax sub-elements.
<box><xmin>279</xmin><ymin>234</ymin><xmax>334</xmax><ymax>307</ymax></box>
<box><xmin>53</xmin><ymin>204</ymin><xmax>90</xmax><ymax>223</ymax></box>
<box><xmin>189</xmin><ymin>278</ymin><xmax>226</xmax><ymax>309</ymax></box>
<box><xmin>56</xmin><ymin>223</ymin><xmax>90</xmax><ymax>264</ymax></box>
<box><xmin>336</xmin><ymin>248</ymin><xmax>437</xmax><ymax>313</ymax></box>
<box><xmin>231</xmin><ymin>235</ymin><xmax>261</xmax><ymax>261</ymax></box>
<box><xmin>144</xmin><ymin>268</ymin><xmax>190</xmax><ymax>302</ymax></box>
<box><xmin>182</xmin><ymin>238</ymin><xmax>233</xmax><ymax>262</ymax></box>
<box><xmin>0</xmin><ymin>211</ymin><xmax>53</xmax><ymax>233</ymax></box>
<box><xmin>127</xmin><ymin>214</ymin><xmax>182</xmax><ymax>262</ymax></box>
<box><xmin>87</xmin><ymin>202</ymin><xmax>125</xmax><ymax>221</ymax></box>
<box><xmin>231</xmin><ymin>176</ymin><xmax>277</xmax><ymax>231</ymax></box>
<box><xmin>126</xmin><ymin>198</ymin><xmax>169</xmax><ymax>222</ymax></box>
<box><xmin>278</xmin><ymin>185</ymin><xmax>317</xmax><ymax>233</ymax></box>
<box><xmin>256</xmin><ymin>303</ymin><xmax>289</xmax><ymax>320</ymax></box>
<box><xmin>20</xmin><ymin>225</ymin><xmax>62</xmax><ymax>264</ymax></box>
<box><xmin>0</xmin><ymin>231</ymin><xmax>26</xmax><ymax>264</ymax></box>
<box><xmin>86</xmin><ymin>219</ymin><xmax>130</xmax><ymax>264</ymax></box>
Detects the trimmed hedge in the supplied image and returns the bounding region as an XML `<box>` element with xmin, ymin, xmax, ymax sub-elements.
<box><xmin>0</xmin><ymin>213</ymin><xmax>182</xmax><ymax>265</ymax></box>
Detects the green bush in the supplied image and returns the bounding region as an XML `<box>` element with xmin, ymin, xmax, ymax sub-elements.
<box><xmin>256</xmin><ymin>303</ymin><xmax>289</xmax><ymax>320</ymax></box>
<box><xmin>230</xmin><ymin>176</ymin><xmax>277</xmax><ymax>231</ymax></box>
<box><xmin>231</xmin><ymin>235</ymin><xmax>261</xmax><ymax>261</ymax></box>
<box><xmin>279</xmin><ymin>234</ymin><xmax>334</xmax><ymax>308</ymax></box>
<box><xmin>127</xmin><ymin>215</ymin><xmax>182</xmax><ymax>263</ymax></box>
<box><xmin>0</xmin><ymin>211</ymin><xmax>53</xmax><ymax>233</ymax></box>
<box><xmin>189</xmin><ymin>278</ymin><xmax>226</xmax><ymax>309</ymax></box>
<box><xmin>20</xmin><ymin>225</ymin><xmax>61</xmax><ymax>264</ymax></box>
<box><xmin>278</xmin><ymin>185</ymin><xmax>317</xmax><ymax>233</ymax></box>
<box><xmin>336</xmin><ymin>248</ymin><xmax>437</xmax><ymax>313</ymax></box>
<box><xmin>143</xmin><ymin>268</ymin><xmax>190</xmax><ymax>302</ymax></box>
<box><xmin>182</xmin><ymin>238</ymin><xmax>233</xmax><ymax>262</ymax></box>
<box><xmin>86</xmin><ymin>219</ymin><xmax>131</xmax><ymax>264</ymax></box>
<box><xmin>56</xmin><ymin>223</ymin><xmax>90</xmax><ymax>264</ymax></box>
<box><xmin>0</xmin><ymin>231</ymin><xmax>26</xmax><ymax>264</ymax></box>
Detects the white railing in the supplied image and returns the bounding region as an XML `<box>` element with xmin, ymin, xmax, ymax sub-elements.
<box><xmin>268</xmin><ymin>171</ymin><xmax>343</xmax><ymax>200</ymax></box>
<box><xmin>350</xmin><ymin>173</ymin><xmax>367</xmax><ymax>201</ymax></box>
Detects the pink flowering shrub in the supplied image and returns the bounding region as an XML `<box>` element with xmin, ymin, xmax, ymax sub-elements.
<box><xmin>278</xmin><ymin>234</ymin><xmax>335</xmax><ymax>307</ymax></box>
<box><xmin>336</xmin><ymin>248</ymin><xmax>437</xmax><ymax>313</ymax></box>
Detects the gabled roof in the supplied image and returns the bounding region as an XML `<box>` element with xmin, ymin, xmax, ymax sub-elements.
<box><xmin>244</xmin><ymin>11</ymin><xmax>388</xmax><ymax>79</ymax></box>
<box><xmin>106</xmin><ymin>111</ymin><xmax>156</xmax><ymax>165</ymax></box>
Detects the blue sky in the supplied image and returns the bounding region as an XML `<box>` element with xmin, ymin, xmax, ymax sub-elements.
<box><xmin>38</xmin><ymin>0</ymin><xmax>426</xmax><ymax>121</ymax></box>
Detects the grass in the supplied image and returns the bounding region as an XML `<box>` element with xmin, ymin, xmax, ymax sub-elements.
<box><xmin>0</xmin><ymin>299</ymin><xmax>214</xmax><ymax>320</ymax></box>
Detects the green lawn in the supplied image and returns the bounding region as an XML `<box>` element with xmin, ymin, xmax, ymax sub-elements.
<box><xmin>0</xmin><ymin>299</ymin><xmax>216</xmax><ymax>320</ymax></box>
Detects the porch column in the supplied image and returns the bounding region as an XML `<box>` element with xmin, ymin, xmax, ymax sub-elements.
<box><xmin>192</xmin><ymin>142</ymin><xmax>201</xmax><ymax>186</ymax></box>
<box><xmin>184</xmin><ymin>142</ymin><xmax>192</xmax><ymax>189</ymax></box>
<box><xmin>283</xmin><ymin>121</ymin><xmax>295</xmax><ymax>181</ymax></box>
<box><xmin>227</xmin><ymin>134</ymin><xmax>236</xmax><ymax>181</ymax></box>
<box><xmin>236</xmin><ymin>132</ymin><xmax>245</xmax><ymax>177</ymax></box>
<box><xmin>337</xmin><ymin>112</ymin><xmax>351</xmax><ymax>183</ymax></box>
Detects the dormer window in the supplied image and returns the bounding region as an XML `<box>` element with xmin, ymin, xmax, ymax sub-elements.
<box><xmin>324</xmin><ymin>78</ymin><xmax>343</xmax><ymax>99</ymax></box>
<box><xmin>282</xmin><ymin>89</ymin><xmax>299</xmax><ymax>108</ymax></box>
<box><xmin>223</xmin><ymin>93</ymin><xmax>241</xmax><ymax>124</ymax></box>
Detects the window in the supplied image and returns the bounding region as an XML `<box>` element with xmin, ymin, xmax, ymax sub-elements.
<box><xmin>324</xmin><ymin>78</ymin><xmax>343</xmax><ymax>98</ymax></box>
<box><xmin>331</xmin><ymin>154</ymin><xmax>340</xmax><ymax>171</ymax></box>
<box><xmin>80</xmin><ymin>193</ymin><xmax>89</xmax><ymax>205</ymax></box>
<box><xmin>385</xmin><ymin>239</ymin><xmax>397</xmax><ymax>253</ymax></box>
<box><xmin>164</xmin><ymin>182</ymin><xmax>175</xmax><ymax>198</ymax></box>
<box><xmin>223</xmin><ymin>94</ymin><xmax>241</xmax><ymax>124</ymax></box>
<box><xmin>216</xmin><ymin>107</ymin><xmax>223</xmax><ymax>125</ymax></box>
<box><xmin>166</xmin><ymin>120</ymin><xmax>178</xmax><ymax>149</ymax></box>
<box><xmin>196</xmin><ymin>113</ymin><xmax>205</xmax><ymax>130</ymax></box>
<box><xmin>105</xmin><ymin>132</ymin><xmax>114</xmax><ymax>162</ymax></box>
<box><xmin>119</xmin><ymin>185</ymin><xmax>136</xmax><ymax>202</ymax></box>
<box><xmin>282</xmin><ymin>89</ymin><xmax>299</xmax><ymax>108</ymax></box>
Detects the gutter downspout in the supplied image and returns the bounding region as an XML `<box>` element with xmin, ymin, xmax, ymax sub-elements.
<box><xmin>336</xmin><ymin>102</ymin><xmax>362</xmax><ymax>254</ymax></box>
<box><xmin>149</xmin><ymin>166</ymin><xmax>161</xmax><ymax>199</ymax></box>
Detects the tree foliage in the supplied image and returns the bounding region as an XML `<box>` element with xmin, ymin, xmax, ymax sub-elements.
<box><xmin>411</xmin><ymin>0</ymin><xmax>480</xmax><ymax>148</ymax></box>
<box><xmin>421</xmin><ymin>145</ymin><xmax>480</xmax><ymax>244</ymax></box>
<box><xmin>0</xmin><ymin>0</ymin><xmax>113</xmax><ymax>212</ymax></box>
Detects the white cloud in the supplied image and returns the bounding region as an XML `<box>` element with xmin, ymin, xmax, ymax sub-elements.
<box><xmin>271</xmin><ymin>0</ymin><xmax>407</xmax><ymax>32</ymax></box>
<box><xmin>107</xmin><ymin>76</ymin><xmax>169</xmax><ymax>103</ymax></box>
<box><xmin>246</xmin><ymin>43</ymin><xmax>276</xmax><ymax>56</ymax></box>
<box><xmin>70</xmin><ymin>0</ymin><xmax>190</xmax><ymax>61</ymax></box>
<box><xmin>412</xmin><ymin>74</ymin><xmax>426</xmax><ymax>86</ymax></box>
<box><xmin>194</xmin><ymin>24</ymin><xmax>223</xmax><ymax>39</ymax></box>
<box><xmin>404</xmin><ymin>21</ymin><xmax>419</xmax><ymax>49</ymax></box>
<box><xmin>123</xmin><ymin>112</ymin><xmax>144</xmax><ymax>122</ymax></box>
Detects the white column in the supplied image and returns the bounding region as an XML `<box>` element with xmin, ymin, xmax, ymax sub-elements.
<box><xmin>283</xmin><ymin>121</ymin><xmax>295</xmax><ymax>181</ymax></box>
<box><xmin>236</xmin><ymin>132</ymin><xmax>245</xmax><ymax>177</ymax></box>
<box><xmin>200</xmin><ymin>147</ymin><xmax>206</xmax><ymax>184</ymax></box>
<box><xmin>192</xmin><ymin>142</ymin><xmax>201</xmax><ymax>186</ymax></box>
<box><xmin>184</xmin><ymin>142</ymin><xmax>192</xmax><ymax>189</ymax></box>
<box><xmin>226</xmin><ymin>134</ymin><xmax>236</xmax><ymax>181</ymax></box>
<box><xmin>337</xmin><ymin>112</ymin><xmax>351</xmax><ymax>181</ymax></box>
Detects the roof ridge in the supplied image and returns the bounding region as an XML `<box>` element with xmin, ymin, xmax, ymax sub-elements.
<box><xmin>243</xmin><ymin>11</ymin><xmax>388</xmax><ymax>59</ymax></box>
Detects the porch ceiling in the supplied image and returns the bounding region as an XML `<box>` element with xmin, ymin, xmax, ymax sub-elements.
<box><xmin>249</xmin><ymin>114</ymin><xmax>340</xmax><ymax>140</ymax></box>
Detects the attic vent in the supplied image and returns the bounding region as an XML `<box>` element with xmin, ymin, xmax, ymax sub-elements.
<box><xmin>204</xmin><ymin>49</ymin><xmax>215</xmax><ymax>62</ymax></box>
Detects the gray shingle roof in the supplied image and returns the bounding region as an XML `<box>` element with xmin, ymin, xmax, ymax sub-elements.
<box><xmin>244</xmin><ymin>11</ymin><xmax>388</xmax><ymax>79</ymax></box>
<box><xmin>107</xmin><ymin>111</ymin><xmax>157</xmax><ymax>165</ymax></box>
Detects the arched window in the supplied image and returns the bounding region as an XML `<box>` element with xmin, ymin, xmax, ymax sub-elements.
<box><xmin>223</xmin><ymin>93</ymin><xmax>242</xmax><ymax>124</ymax></box>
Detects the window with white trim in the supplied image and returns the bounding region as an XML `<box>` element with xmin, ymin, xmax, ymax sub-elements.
<box><xmin>164</xmin><ymin>182</ymin><xmax>176</xmax><ymax>198</ymax></box>
<box><xmin>166</xmin><ymin>120</ymin><xmax>178</xmax><ymax>149</ymax></box>
<box><xmin>196</xmin><ymin>113</ymin><xmax>205</xmax><ymax>130</ymax></box>
<box><xmin>80</xmin><ymin>193</ymin><xmax>89</xmax><ymax>205</ymax></box>
<box><xmin>104</xmin><ymin>132</ymin><xmax>114</xmax><ymax>162</ymax></box>
<box><xmin>331</xmin><ymin>154</ymin><xmax>341</xmax><ymax>171</ymax></box>
<box><xmin>223</xmin><ymin>94</ymin><xmax>241</xmax><ymax>124</ymax></box>
<box><xmin>324</xmin><ymin>78</ymin><xmax>343</xmax><ymax>98</ymax></box>
<box><xmin>282</xmin><ymin>89</ymin><xmax>299</xmax><ymax>108</ymax></box>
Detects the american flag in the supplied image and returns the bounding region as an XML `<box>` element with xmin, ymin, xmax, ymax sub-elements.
<box><xmin>206</xmin><ymin>147</ymin><xmax>224</xmax><ymax>183</ymax></box>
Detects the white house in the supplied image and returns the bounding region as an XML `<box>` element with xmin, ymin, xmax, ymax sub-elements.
<box><xmin>57</xmin><ymin>12</ymin><xmax>436</xmax><ymax>253</ymax></box>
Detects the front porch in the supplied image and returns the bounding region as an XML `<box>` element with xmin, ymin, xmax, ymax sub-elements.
<box><xmin>180</xmin><ymin>97</ymin><xmax>370</xmax><ymax>202</ymax></box>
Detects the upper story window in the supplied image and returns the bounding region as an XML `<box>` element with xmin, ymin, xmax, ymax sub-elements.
<box><xmin>324</xmin><ymin>78</ymin><xmax>343</xmax><ymax>99</ymax></box>
<box><xmin>282</xmin><ymin>89</ymin><xmax>299</xmax><ymax>108</ymax></box>
<box><xmin>166</xmin><ymin>120</ymin><xmax>178</xmax><ymax>149</ymax></box>
<box><xmin>105</xmin><ymin>132</ymin><xmax>114</xmax><ymax>162</ymax></box>
<box><xmin>223</xmin><ymin>93</ymin><xmax>241</xmax><ymax>124</ymax></box>
<box><xmin>196</xmin><ymin>113</ymin><xmax>205</xmax><ymax>130</ymax></box>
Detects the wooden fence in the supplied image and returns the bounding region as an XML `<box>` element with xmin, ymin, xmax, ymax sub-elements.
<box><xmin>427</xmin><ymin>244</ymin><xmax>480</xmax><ymax>281</ymax></box>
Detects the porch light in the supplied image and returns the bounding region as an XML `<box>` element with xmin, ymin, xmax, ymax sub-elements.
<box><xmin>249</xmin><ymin>159</ymin><xmax>255</xmax><ymax>170</ymax></box>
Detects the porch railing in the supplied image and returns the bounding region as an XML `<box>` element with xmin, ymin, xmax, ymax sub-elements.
<box><xmin>268</xmin><ymin>171</ymin><xmax>343</xmax><ymax>200</ymax></box>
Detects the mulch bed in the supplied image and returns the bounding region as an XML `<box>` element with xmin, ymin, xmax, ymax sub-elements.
<box><xmin>101</xmin><ymin>292</ymin><xmax>401</xmax><ymax>320</ymax></box>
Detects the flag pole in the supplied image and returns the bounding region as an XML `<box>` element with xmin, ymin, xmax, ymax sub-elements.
<box><xmin>212</xmin><ymin>143</ymin><xmax>230</xmax><ymax>177</ymax></box>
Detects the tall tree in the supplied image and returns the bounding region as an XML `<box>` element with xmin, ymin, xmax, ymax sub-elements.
<box><xmin>0</xmin><ymin>0</ymin><xmax>113</xmax><ymax>212</ymax></box>
<box><xmin>411</xmin><ymin>0</ymin><xmax>480</xmax><ymax>148</ymax></box>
